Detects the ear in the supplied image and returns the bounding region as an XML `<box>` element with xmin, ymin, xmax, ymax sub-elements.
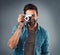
<box><xmin>35</xmin><ymin>14</ymin><xmax>38</xmax><ymax>20</ymax></box>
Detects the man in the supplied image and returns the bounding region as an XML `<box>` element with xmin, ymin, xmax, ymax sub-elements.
<box><xmin>8</xmin><ymin>3</ymin><xmax>49</xmax><ymax>55</ymax></box>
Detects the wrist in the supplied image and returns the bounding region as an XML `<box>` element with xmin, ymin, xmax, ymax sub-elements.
<box><xmin>18</xmin><ymin>25</ymin><xmax>22</xmax><ymax>29</ymax></box>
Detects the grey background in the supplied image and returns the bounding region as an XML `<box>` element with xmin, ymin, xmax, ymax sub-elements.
<box><xmin>0</xmin><ymin>0</ymin><xmax>60</xmax><ymax>55</ymax></box>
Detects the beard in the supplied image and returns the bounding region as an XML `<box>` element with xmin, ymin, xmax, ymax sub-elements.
<box><xmin>27</xmin><ymin>18</ymin><xmax>36</xmax><ymax>27</ymax></box>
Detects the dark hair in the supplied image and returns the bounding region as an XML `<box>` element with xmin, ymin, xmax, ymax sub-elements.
<box><xmin>23</xmin><ymin>3</ymin><xmax>38</xmax><ymax>14</ymax></box>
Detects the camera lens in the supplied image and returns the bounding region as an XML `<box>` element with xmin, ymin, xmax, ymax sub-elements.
<box><xmin>25</xmin><ymin>17</ymin><xmax>28</xmax><ymax>20</ymax></box>
<box><xmin>24</xmin><ymin>14</ymin><xmax>32</xmax><ymax>22</ymax></box>
<box><xmin>29</xmin><ymin>17</ymin><xmax>31</xmax><ymax>20</ymax></box>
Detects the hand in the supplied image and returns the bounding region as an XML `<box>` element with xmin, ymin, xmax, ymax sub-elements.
<box><xmin>18</xmin><ymin>14</ymin><xmax>24</xmax><ymax>29</ymax></box>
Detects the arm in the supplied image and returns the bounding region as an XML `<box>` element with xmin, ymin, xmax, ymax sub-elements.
<box><xmin>8</xmin><ymin>14</ymin><xmax>24</xmax><ymax>49</ymax></box>
<box><xmin>41</xmin><ymin>32</ymin><xmax>49</xmax><ymax>55</ymax></box>
<box><xmin>8</xmin><ymin>25</ymin><xmax>22</xmax><ymax>49</ymax></box>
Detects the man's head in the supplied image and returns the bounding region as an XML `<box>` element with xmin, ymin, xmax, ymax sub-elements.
<box><xmin>23</xmin><ymin>3</ymin><xmax>38</xmax><ymax>26</ymax></box>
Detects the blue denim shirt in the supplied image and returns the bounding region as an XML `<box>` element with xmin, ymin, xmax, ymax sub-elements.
<box><xmin>11</xmin><ymin>23</ymin><xmax>49</xmax><ymax>55</ymax></box>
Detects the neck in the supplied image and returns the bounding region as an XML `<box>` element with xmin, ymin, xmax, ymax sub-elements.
<box><xmin>27</xmin><ymin>23</ymin><xmax>37</xmax><ymax>31</ymax></box>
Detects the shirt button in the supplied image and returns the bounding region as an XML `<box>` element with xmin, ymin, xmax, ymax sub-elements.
<box><xmin>24</xmin><ymin>42</ymin><xmax>25</xmax><ymax>44</ymax></box>
<box><xmin>23</xmin><ymin>48</ymin><xmax>24</xmax><ymax>51</ymax></box>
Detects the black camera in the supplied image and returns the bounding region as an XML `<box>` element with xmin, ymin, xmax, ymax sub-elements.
<box><xmin>24</xmin><ymin>14</ymin><xmax>32</xmax><ymax>22</ymax></box>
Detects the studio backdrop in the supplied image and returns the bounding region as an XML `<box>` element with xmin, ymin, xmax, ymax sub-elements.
<box><xmin>0</xmin><ymin>0</ymin><xmax>60</xmax><ymax>55</ymax></box>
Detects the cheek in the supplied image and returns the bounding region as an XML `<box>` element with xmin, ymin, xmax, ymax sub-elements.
<box><xmin>35</xmin><ymin>16</ymin><xmax>38</xmax><ymax>20</ymax></box>
<box><xmin>35</xmin><ymin>18</ymin><xmax>37</xmax><ymax>20</ymax></box>
<box><xmin>32</xmin><ymin>17</ymin><xmax>36</xmax><ymax>20</ymax></box>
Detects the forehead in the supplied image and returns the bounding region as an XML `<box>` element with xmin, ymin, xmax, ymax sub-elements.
<box><xmin>26</xmin><ymin>10</ymin><xmax>36</xmax><ymax>15</ymax></box>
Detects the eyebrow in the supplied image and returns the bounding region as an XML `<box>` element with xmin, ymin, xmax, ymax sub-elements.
<box><xmin>32</xmin><ymin>14</ymin><xmax>35</xmax><ymax>16</ymax></box>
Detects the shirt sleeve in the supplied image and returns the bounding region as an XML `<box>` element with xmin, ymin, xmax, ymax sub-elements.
<box><xmin>41</xmin><ymin>31</ymin><xmax>49</xmax><ymax>55</ymax></box>
<box><xmin>10</xmin><ymin>24</ymin><xmax>18</xmax><ymax>49</ymax></box>
<box><xmin>11</xmin><ymin>24</ymin><xmax>18</xmax><ymax>35</ymax></box>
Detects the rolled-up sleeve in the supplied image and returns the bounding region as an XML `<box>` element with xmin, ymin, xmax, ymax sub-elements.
<box><xmin>11</xmin><ymin>24</ymin><xmax>18</xmax><ymax>35</ymax></box>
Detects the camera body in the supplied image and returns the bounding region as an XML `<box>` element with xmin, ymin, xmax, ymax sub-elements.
<box><xmin>24</xmin><ymin>14</ymin><xmax>32</xmax><ymax>22</ymax></box>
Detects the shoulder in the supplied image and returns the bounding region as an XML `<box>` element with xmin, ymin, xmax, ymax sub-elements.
<box><xmin>11</xmin><ymin>24</ymin><xmax>18</xmax><ymax>35</ymax></box>
<box><xmin>38</xmin><ymin>24</ymin><xmax>48</xmax><ymax>39</ymax></box>
<box><xmin>13</xmin><ymin>23</ymin><xmax>18</xmax><ymax>29</ymax></box>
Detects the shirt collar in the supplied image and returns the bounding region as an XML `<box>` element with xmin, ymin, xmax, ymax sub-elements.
<box><xmin>23</xmin><ymin>22</ymin><xmax>40</xmax><ymax>32</ymax></box>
